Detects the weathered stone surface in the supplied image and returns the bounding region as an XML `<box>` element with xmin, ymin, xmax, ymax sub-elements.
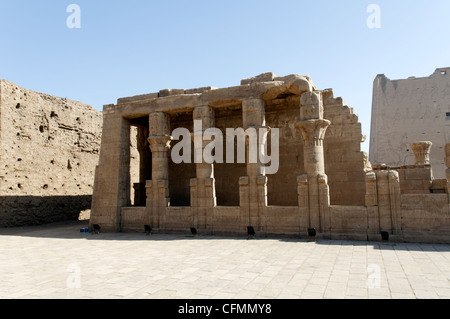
<box><xmin>117</xmin><ymin>92</ymin><xmax>159</xmax><ymax>104</ymax></box>
<box><xmin>0</xmin><ymin>79</ymin><xmax>102</xmax><ymax>227</ymax></box>
<box><xmin>185</xmin><ymin>87</ymin><xmax>217</xmax><ymax>95</ymax></box>
<box><xmin>241</xmin><ymin>72</ymin><xmax>275</xmax><ymax>85</ymax></box>
<box><xmin>411</xmin><ymin>141</ymin><xmax>433</xmax><ymax>166</ymax></box>
<box><xmin>158</xmin><ymin>89</ymin><xmax>185</xmax><ymax>98</ymax></box>
<box><xmin>370</xmin><ymin>68</ymin><xmax>450</xmax><ymax>178</ymax></box>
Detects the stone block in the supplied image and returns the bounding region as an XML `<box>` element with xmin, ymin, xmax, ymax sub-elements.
<box><xmin>300</xmin><ymin>91</ymin><xmax>323</xmax><ymax>120</ymax></box>
<box><xmin>159</xmin><ymin>89</ymin><xmax>185</xmax><ymax>97</ymax></box>
<box><xmin>242</xmin><ymin>99</ymin><xmax>265</xmax><ymax>127</ymax></box>
<box><xmin>117</xmin><ymin>93</ymin><xmax>159</xmax><ymax>104</ymax></box>
<box><xmin>403</xmin><ymin>167</ymin><xmax>432</xmax><ymax>181</ymax></box>
<box><xmin>185</xmin><ymin>87</ymin><xmax>217</xmax><ymax>95</ymax></box>
<box><xmin>241</xmin><ymin>72</ymin><xmax>275</xmax><ymax>85</ymax></box>
<box><xmin>149</xmin><ymin>112</ymin><xmax>171</xmax><ymax>136</ymax></box>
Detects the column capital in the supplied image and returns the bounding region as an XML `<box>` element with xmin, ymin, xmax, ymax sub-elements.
<box><xmin>148</xmin><ymin>135</ymin><xmax>172</xmax><ymax>153</ymax></box>
<box><xmin>296</xmin><ymin>119</ymin><xmax>331</xmax><ymax>146</ymax></box>
<box><xmin>410</xmin><ymin>141</ymin><xmax>432</xmax><ymax>165</ymax></box>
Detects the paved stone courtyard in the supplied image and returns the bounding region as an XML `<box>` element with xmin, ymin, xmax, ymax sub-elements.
<box><xmin>0</xmin><ymin>222</ymin><xmax>449</xmax><ymax>299</ymax></box>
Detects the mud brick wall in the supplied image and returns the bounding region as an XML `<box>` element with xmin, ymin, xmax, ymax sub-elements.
<box><xmin>0</xmin><ymin>79</ymin><xmax>102</xmax><ymax>227</ymax></box>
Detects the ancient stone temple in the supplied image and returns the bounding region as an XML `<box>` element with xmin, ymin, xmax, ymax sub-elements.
<box><xmin>90</xmin><ymin>73</ymin><xmax>450</xmax><ymax>243</ymax></box>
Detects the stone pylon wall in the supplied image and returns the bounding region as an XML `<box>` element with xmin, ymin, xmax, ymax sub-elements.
<box><xmin>370</xmin><ymin>68</ymin><xmax>450</xmax><ymax>179</ymax></box>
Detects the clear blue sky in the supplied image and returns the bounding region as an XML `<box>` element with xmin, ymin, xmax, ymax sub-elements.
<box><xmin>1</xmin><ymin>0</ymin><xmax>449</xmax><ymax>152</ymax></box>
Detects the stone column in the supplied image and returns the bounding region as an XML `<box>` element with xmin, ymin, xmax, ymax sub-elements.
<box><xmin>375</xmin><ymin>169</ymin><xmax>401</xmax><ymax>237</ymax></box>
<box><xmin>376</xmin><ymin>170</ymin><xmax>391</xmax><ymax>235</ymax></box>
<box><xmin>410</xmin><ymin>141</ymin><xmax>432</xmax><ymax>166</ymax></box>
<box><xmin>388</xmin><ymin>170</ymin><xmax>401</xmax><ymax>236</ymax></box>
<box><xmin>365</xmin><ymin>171</ymin><xmax>380</xmax><ymax>240</ymax></box>
<box><xmin>146</xmin><ymin>112</ymin><xmax>172</xmax><ymax>229</ymax></box>
<box><xmin>191</xmin><ymin>106</ymin><xmax>217</xmax><ymax>231</ymax></box>
<box><xmin>297</xmin><ymin>174</ymin><xmax>309</xmax><ymax>234</ymax></box>
<box><xmin>296</xmin><ymin>91</ymin><xmax>331</xmax><ymax>233</ymax></box>
<box><xmin>240</xmin><ymin>98</ymin><xmax>268</xmax><ymax>232</ymax></box>
<box><xmin>318</xmin><ymin>173</ymin><xmax>331</xmax><ymax>234</ymax></box>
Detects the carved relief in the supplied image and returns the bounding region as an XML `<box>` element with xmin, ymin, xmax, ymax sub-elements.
<box><xmin>149</xmin><ymin>112</ymin><xmax>171</xmax><ymax>137</ymax></box>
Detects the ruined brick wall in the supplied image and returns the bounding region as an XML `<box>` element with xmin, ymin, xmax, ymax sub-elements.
<box><xmin>0</xmin><ymin>79</ymin><xmax>102</xmax><ymax>227</ymax></box>
<box><xmin>323</xmin><ymin>90</ymin><xmax>367</xmax><ymax>206</ymax></box>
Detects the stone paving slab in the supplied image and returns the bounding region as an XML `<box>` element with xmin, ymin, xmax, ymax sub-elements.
<box><xmin>0</xmin><ymin>222</ymin><xmax>449</xmax><ymax>299</ymax></box>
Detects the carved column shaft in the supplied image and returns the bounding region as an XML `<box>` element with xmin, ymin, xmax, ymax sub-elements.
<box><xmin>193</xmin><ymin>106</ymin><xmax>215</xmax><ymax>179</ymax></box>
<box><xmin>297</xmin><ymin>119</ymin><xmax>330</xmax><ymax>177</ymax></box>
<box><xmin>375</xmin><ymin>170</ymin><xmax>401</xmax><ymax>236</ymax></box>
<box><xmin>191</xmin><ymin>106</ymin><xmax>217</xmax><ymax>230</ymax></box>
<box><xmin>149</xmin><ymin>136</ymin><xmax>172</xmax><ymax>180</ymax></box>
<box><xmin>297</xmin><ymin>175</ymin><xmax>309</xmax><ymax>234</ymax></box>
<box><xmin>147</xmin><ymin>112</ymin><xmax>172</xmax><ymax>228</ymax></box>
<box><xmin>243</xmin><ymin>98</ymin><xmax>268</xmax><ymax>177</ymax></box>
<box><xmin>241</xmin><ymin>98</ymin><xmax>268</xmax><ymax>231</ymax></box>
<box><xmin>365</xmin><ymin>171</ymin><xmax>379</xmax><ymax>237</ymax></box>
<box><xmin>296</xmin><ymin>91</ymin><xmax>331</xmax><ymax>233</ymax></box>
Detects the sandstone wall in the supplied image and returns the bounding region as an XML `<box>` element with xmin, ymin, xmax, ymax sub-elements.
<box><xmin>0</xmin><ymin>79</ymin><xmax>102</xmax><ymax>227</ymax></box>
<box><xmin>323</xmin><ymin>91</ymin><xmax>367</xmax><ymax>206</ymax></box>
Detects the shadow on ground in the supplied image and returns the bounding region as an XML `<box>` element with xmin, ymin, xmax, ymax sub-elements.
<box><xmin>0</xmin><ymin>195</ymin><xmax>92</xmax><ymax>227</ymax></box>
<box><xmin>1</xmin><ymin>220</ymin><xmax>449</xmax><ymax>253</ymax></box>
